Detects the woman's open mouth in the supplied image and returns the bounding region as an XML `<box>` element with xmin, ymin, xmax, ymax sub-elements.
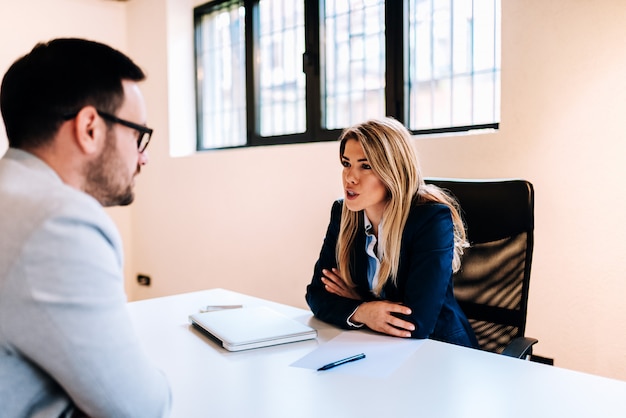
<box><xmin>346</xmin><ymin>190</ymin><xmax>358</xmax><ymax>200</ymax></box>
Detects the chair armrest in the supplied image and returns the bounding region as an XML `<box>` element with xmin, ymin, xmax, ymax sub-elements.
<box><xmin>501</xmin><ymin>337</ymin><xmax>538</xmax><ymax>359</ymax></box>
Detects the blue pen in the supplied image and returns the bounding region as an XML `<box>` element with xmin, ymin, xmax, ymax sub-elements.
<box><xmin>317</xmin><ymin>353</ymin><xmax>366</xmax><ymax>371</ymax></box>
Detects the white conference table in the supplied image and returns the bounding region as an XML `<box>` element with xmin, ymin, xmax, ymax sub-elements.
<box><xmin>127</xmin><ymin>288</ymin><xmax>626</xmax><ymax>418</ymax></box>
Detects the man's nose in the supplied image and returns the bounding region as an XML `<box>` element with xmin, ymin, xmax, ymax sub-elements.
<box><xmin>138</xmin><ymin>150</ymin><xmax>149</xmax><ymax>166</ymax></box>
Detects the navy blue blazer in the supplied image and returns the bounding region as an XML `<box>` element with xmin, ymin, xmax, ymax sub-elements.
<box><xmin>306</xmin><ymin>199</ymin><xmax>478</xmax><ymax>348</ymax></box>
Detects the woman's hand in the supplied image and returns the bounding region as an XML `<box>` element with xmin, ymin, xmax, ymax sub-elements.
<box><xmin>351</xmin><ymin>301</ymin><xmax>415</xmax><ymax>338</ymax></box>
<box><xmin>321</xmin><ymin>268</ymin><xmax>362</xmax><ymax>300</ymax></box>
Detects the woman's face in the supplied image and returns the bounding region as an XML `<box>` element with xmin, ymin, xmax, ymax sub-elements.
<box><xmin>341</xmin><ymin>139</ymin><xmax>388</xmax><ymax>223</ymax></box>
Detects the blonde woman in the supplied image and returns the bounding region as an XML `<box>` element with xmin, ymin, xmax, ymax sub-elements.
<box><xmin>306</xmin><ymin>117</ymin><xmax>478</xmax><ymax>348</ymax></box>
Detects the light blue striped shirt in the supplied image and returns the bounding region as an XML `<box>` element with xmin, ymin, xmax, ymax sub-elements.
<box><xmin>346</xmin><ymin>212</ymin><xmax>386</xmax><ymax>328</ymax></box>
<box><xmin>363</xmin><ymin>212</ymin><xmax>382</xmax><ymax>293</ymax></box>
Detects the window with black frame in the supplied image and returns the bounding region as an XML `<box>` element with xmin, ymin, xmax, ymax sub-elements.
<box><xmin>194</xmin><ymin>0</ymin><xmax>500</xmax><ymax>150</ymax></box>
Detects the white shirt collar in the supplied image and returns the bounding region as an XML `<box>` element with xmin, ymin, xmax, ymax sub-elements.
<box><xmin>363</xmin><ymin>212</ymin><xmax>374</xmax><ymax>235</ymax></box>
<box><xmin>363</xmin><ymin>212</ymin><xmax>383</xmax><ymax>237</ymax></box>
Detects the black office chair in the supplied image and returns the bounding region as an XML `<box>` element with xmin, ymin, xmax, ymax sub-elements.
<box><xmin>424</xmin><ymin>178</ymin><xmax>538</xmax><ymax>359</ymax></box>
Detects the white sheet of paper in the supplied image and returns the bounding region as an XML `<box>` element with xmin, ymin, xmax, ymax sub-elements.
<box><xmin>290</xmin><ymin>331</ymin><xmax>425</xmax><ymax>378</ymax></box>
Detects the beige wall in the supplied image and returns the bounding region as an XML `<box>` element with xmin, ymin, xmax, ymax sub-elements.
<box><xmin>2</xmin><ymin>0</ymin><xmax>626</xmax><ymax>381</ymax></box>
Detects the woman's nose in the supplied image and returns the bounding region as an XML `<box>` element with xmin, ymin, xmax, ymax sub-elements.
<box><xmin>344</xmin><ymin>167</ymin><xmax>357</xmax><ymax>184</ymax></box>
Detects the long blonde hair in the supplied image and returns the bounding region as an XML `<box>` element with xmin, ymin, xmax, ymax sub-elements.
<box><xmin>336</xmin><ymin>117</ymin><xmax>468</xmax><ymax>296</ymax></box>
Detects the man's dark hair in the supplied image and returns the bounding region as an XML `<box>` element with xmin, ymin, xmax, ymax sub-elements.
<box><xmin>0</xmin><ymin>38</ymin><xmax>145</xmax><ymax>149</ymax></box>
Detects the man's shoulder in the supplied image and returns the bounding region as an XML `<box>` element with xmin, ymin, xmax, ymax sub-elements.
<box><xmin>0</xmin><ymin>152</ymin><xmax>117</xmax><ymax>253</ymax></box>
<box><xmin>1</xmin><ymin>149</ymin><xmax>104</xmax><ymax>218</ymax></box>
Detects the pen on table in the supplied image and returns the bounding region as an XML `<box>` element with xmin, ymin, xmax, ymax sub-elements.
<box><xmin>199</xmin><ymin>304</ymin><xmax>243</xmax><ymax>313</ymax></box>
<box><xmin>317</xmin><ymin>353</ymin><xmax>366</xmax><ymax>371</ymax></box>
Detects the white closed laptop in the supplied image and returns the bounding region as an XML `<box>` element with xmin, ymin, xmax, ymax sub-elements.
<box><xmin>189</xmin><ymin>306</ymin><xmax>317</xmax><ymax>351</ymax></box>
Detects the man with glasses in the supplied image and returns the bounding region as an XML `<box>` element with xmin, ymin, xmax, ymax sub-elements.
<box><xmin>0</xmin><ymin>39</ymin><xmax>170</xmax><ymax>417</ymax></box>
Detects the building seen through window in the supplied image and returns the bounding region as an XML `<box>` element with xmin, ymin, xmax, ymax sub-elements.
<box><xmin>194</xmin><ymin>0</ymin><xmax>500</xmax><ymax>150</ymax></box>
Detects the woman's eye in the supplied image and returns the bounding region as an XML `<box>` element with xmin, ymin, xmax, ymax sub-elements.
<box><xmin>362</xmin><ymin>163</ymin><xmax>372</xmax><ymax>170</ymax></box>
<box><xmin>341</xmin><ymin>161</ymin><xmax>350</xmax><ymax>168</ymax></box>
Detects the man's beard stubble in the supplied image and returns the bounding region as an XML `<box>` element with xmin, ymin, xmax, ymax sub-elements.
<box><xmin>84</xmin><ymin>130</ymin><xmax>136</xmax><ymax>207</ymax></box>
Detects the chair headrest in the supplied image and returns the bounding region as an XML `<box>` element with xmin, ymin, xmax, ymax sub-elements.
<box><xmin>424</xmin><ymin>178</ymin><xmax>534</xmax><ymax>243</ymax></box>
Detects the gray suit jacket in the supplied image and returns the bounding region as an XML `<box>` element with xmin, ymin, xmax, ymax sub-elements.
<box><xmin>0</xmin><ymin>149</ymin><xmax>171</xmax><ymax>417</ymax></box>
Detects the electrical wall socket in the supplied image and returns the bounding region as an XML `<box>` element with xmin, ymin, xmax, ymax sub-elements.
<box><xmin>136</xmin><ymin>274</ymin><xmax>151</xmax><ymax>286</ymax></box>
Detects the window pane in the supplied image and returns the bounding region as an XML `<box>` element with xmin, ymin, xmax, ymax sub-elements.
<box><xmin>196</xmin><ymin>2</ymin><xmax>246</xmax><ymax>149</ymax></box>
<box><xmin>407</xmin><ymin>0</ymin><xmax>501</xmax><ymax>131</ymax></box>
<box><xmin>257</xmin><ymin>0</ymin><xmax>306</xmax><ymax>137</ymax></box>
<box><xmin>322</xmin><ymin>0</ymin><xmax>386</xmax><ymax>130</ymax></box>
<box><xmin>473</xmin><ymin>70</ymin><xmax>499</xmax><ymax>123</ymax></box>
<box><xmin>451</xmin><ymin>74</ymin><xmax>472</xmax><ymax>126</ymax></box>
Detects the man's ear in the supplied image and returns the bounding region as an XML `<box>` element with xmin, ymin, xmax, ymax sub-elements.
<box><xmin>73</xmin><ymin>106</ymin><xmax>105</xmax><ymax>155</ymax></box>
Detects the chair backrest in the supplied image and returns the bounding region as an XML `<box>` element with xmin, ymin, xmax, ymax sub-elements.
<box><xmin>424</xmin><ymin>178</ymin><xmax>534</xmax><ymax>354</ymax></box>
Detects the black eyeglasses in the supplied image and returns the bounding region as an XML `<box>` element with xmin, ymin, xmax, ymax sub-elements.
<box><xmin>63</xmin><ymin>110</ymin><xmax>153</xmax><ymax>153</ymax></box>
